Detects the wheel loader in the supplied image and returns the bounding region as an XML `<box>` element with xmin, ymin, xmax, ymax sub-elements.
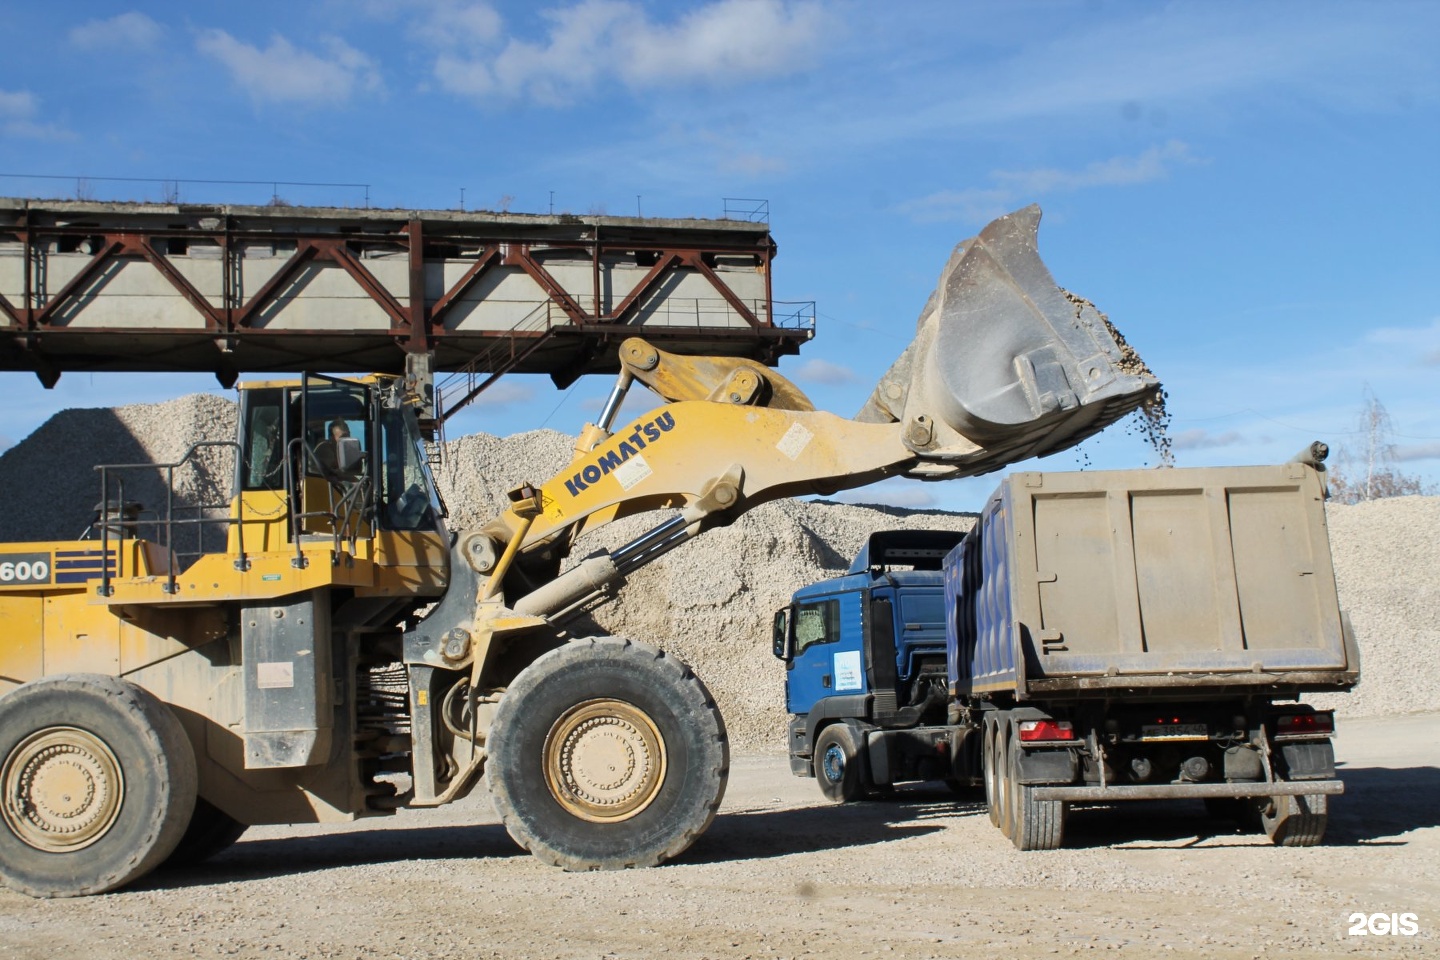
<box><xmin>0</xmin><ymin>206</ymin><xmax>1158</xmax><ymax>896</ymax></box>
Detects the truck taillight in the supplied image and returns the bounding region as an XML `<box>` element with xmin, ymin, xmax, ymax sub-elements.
<box><xmin>1275</xmin><ymin>712</ymin><xmax>1334</xmax><ymax>736</ymax></box>
<box><xmin>1019</xmin><ymin>719</ymin><xmax>1075</xmax><ymax>741</ymax></box>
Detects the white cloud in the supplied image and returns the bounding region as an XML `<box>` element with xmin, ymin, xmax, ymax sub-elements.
<box><xmin>895</xmin><ymin>186</ymin><xmax>1015</xmax><ymax>227</ymax></box>
<box><xmin>1170</xmin><ymin>428</ymin><xmax>1245</xmax><ymax>451</ymax></box>
<box><xmin>1393</xmin><ymin>441</ymin><xmax>1440</xmax><ymax>463</ymax></box>
<box><xmin>791</xmin><ymin>357</ymin><xmax>857</xmax><ymax>386</ymax></box>
<box><xmin>196</xmin><ymin>30</ymin><xmax>383</xmax><ymax>106</ymax></box>
<box><xmin>720</xmin><ymin>149</ymin><xmax>788</xmax><ymax>178</ymax></box>
<box><xmin>1363</xmin><ymin>317</ymin><xmax>1440</xmax><ymax>365</ymax></box>
<box><xmin>431</xmin><ymin>0</ymin><xmax>833</xmax><ymax>106</ymax></box>
<box><xmin>620</xmin><ymin>0</ymin><xmax>830</xmax><ymax>87</ymax></box>
<box><xmin>898</xmin><ymin>142</ymin><xmax>1199</xmax><ymax>224</ymax></box>
<box><xmin>406</xmin><ymin>0</ymin><xmax>506</xmax><ymax>47</ymax></box>
<box><xmin>466</xmin><ymin>380</ymin><xmax>536</xmax><ymax>408</ymax></box>
<box><xmin>0</xmin><ymin>89</ymin><xmax>73</xmax><ymax>141</ymax></box>
<box><xmin>832</xmin><ymin>478</ymin><xmax>938</xmax><ymax>510</ymax></box>
<box><xmin>994</xmin><ymin>141</ymin><xmax>1198</xmax><ymax>193</ymax></box>
<box><xmin>0</xmin><ymin>90</ymin><xmax>36</xmax><ymax>119</ymax></box>
<box><xmin>69</xmin><ymin>12</ymin><xmax>164</xmax><ymax>51</ymax></box>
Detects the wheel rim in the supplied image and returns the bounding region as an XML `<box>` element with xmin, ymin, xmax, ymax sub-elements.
<box><xmin>542</xmin><ymin>699</ymin><xmax>667</xmax><ymax>824</ymax></box>
<box><xmin>2</xmin><ymin>726</ymin><xmax>125</xmax><ymax>853</ymax></box>
<box><xmin>821</xmin><ymin>744</ymin><xmax>846</xmax><ymax>784</ymax></box>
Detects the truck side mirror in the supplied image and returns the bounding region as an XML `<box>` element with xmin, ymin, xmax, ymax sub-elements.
<box><xmin>772</xmin><ymin>608</ymin><xmax>794</xmax><ymax>661</ymax></box>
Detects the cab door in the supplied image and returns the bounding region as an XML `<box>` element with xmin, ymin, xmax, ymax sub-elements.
<box><xmin>294</xmin><ymin>374</ymin><xmax>375</xmax><ymax>540</ymax></box>
<box><xmin>784</xmin><ymin>590</ymin><xmax>867</xmax><ymax>715</ymax></box>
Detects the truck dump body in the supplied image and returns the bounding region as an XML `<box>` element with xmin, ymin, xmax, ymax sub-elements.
<box><xmin>946</xmin><ymin>463</ymin><xmax>1359</xmax><ymax>700</ymax></box>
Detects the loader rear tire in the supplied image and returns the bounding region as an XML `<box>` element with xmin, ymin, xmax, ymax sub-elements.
<box><xmin>0</xmin><ymin>674</ymin><xmax>197</xmax><ymax>898</ymax></box>
<box><xmin>487</xmin><ymin>637</ymin><xmax>728</xmax><ymax>871</ymax></box>
<box><xmin>163</xmin><ymin>798</ymin><xmax>247</xmax><ymax>868</ymax></box>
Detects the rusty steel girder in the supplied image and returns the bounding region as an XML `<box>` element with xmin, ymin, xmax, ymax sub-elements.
<box><xmin>0</xmin><ymin>200</ymin><xmax>808</xmax><ymax>386</ymax></box>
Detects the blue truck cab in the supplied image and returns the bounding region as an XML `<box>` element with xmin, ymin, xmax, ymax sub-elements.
<box><xmin>773</xmin><ymin>530</ymin><xmax>969</xmax><ymax>801</ymax></box>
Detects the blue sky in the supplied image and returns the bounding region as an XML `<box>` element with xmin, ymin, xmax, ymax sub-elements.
<box><xmin>1</xmin><ymin>0</ymin><xmax>1437</xmax><ymax>512</ymax></box>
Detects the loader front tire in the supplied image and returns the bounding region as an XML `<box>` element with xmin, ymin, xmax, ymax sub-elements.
<box><xmin>0</xmin><ymin>674</ymin><xmax>197</xmax><ymax>898</ymax></box>
<box><xmin>487</xmin><ymin>637</ymin><xmax>728</xmax><ymax>870</ymax></box>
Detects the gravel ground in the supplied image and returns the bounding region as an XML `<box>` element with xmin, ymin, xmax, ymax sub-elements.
<box><xmin>0</xmin><ymin>713</ymin><xmax>1434</xmax><ymax>959</ymax></box>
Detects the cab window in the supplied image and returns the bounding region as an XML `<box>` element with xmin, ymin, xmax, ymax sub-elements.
<box><xmin>794</xmin><ymin>599</ymin><xmax>840</xmax><ymax>654</ymax></box>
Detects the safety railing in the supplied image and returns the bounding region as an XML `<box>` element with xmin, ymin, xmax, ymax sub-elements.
<box><xmin>773</xmin><ymin>301</ymin><xmax>818</xmax><ymax>331</ymax></box>
<box><xmin>94</xmin><ymin>441</ymin><xmax>242</xmax><ymax>598</ymax></box>
<box><xmin>721</xmin><ymin>198</ymin><xmax>770</xmax><ymax>222</ymax></box>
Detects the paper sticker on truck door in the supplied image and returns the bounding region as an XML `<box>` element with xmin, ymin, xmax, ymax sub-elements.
<box><xmin>833</xmin><ymin>650</ymin><xmax>863</xmax><ymax>691</ymax></box>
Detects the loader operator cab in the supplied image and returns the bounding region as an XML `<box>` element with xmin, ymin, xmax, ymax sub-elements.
<box><xmin>236</xmin><ymin>374</ymin><xmax>444</xmax><ymax>539</ymax></box>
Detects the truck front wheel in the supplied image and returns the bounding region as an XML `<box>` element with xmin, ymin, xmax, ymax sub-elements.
<box><xmin>813</xmin><ymin>723</ymin><xmax>867</xmax><ymax>803</ymax></box>
<box><xmin>0</xmin><ymin>674</ymin><xmax>197</xmax><ymax>898</ymax></box>
<box><xmin>487</xmin><ymin>637</ymin><xmax>728</xmax><ymax>870</ymax></box>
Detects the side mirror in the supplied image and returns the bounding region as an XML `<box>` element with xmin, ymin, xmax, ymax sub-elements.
<box><xmin>772</xmin><ymin>608</ymin><xmax>794</xmax><ymax>662</ymax></box>
<box><xmin>336</xmin><ymin>436</ymin><xmax>364</xmax><ymax>471</ymax></box>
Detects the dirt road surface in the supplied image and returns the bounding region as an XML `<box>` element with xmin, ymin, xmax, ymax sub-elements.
<box><xmin>1</xmin><ymin>714</ymin><xmax>1435</xmax><ymax>959</ymax></box>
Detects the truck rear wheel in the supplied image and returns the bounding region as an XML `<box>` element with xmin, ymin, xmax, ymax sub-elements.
<box><xmin>813</xmin><ymin>723</ymin><xmax>866</xmax><ymax>803</ymax></box>
<box><xmin>995</xmin><ymin>723</ymin><xmax>1016</xmax><ymax>839</ymax></box>
<box><xmin>487</xmin><ymin>637</ymin><xmax>728</xmax><ymax>870</ymax></box>
<box><xmin>0</xmin><ymin>674</ymin><xmax>198</xmax><ymax>898</ymax></box>
<box><xmin>982</xmin><ymin>721</ymin><xmax>1002</xmax><ymax>828</ymax></box>
<box><xmin>1008</xmin><ymin>739</ymin><xmax>1065</xmax><ymax>851</ymax></box>
<box><xmin>1261</xmin><ymin>793</ymin><xmax>1328</xmax><ymax>847</ymax></box>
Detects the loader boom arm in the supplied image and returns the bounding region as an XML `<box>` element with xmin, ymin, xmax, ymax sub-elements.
<box><xmin>478</xmin><ymin>206</ymin><xmax>1159</xmax><ymax>586</ymax></box>
<box><xmin>409</xmin><ymin>205</ymin><xmax>1158</xmax><ymax>683</ymax></box>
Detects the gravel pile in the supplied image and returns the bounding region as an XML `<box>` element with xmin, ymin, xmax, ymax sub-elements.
<box><xmin>1</xmin><ymin>395</ymin><xmax>1434</xmax><ymax>747</ymax></box>
<box><xmin>1309</xmin><ymin>496</ymin><xmax>1440</xmax><ymax>719</ymax></box>
<box><xmin>0</xmin><ymin>393</ymin><xmax>236</xmax><ymax>545</ymax></box>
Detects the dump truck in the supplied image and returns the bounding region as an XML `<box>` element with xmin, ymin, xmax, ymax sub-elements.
<box><xmin>0</xmin><ymin>206</ymin><xmax>1158</xmax><ymax>897</ymax></box>
<box><xmin>776</xmin><ymin>449</ymin><xmax>1358</xmax><ymax>848</ymax></box>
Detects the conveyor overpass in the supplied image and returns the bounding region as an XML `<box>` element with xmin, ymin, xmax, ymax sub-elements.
<box><xmin>0</xmin><ymin>199</ymin><xmax>811</xmax><ymax>421</ymax></box>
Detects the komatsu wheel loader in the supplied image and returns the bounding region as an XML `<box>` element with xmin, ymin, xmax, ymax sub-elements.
<box><xmin>0</xmin><ymin>206</ymin><xmax>1158</xmax><ymax>896</ymax></box>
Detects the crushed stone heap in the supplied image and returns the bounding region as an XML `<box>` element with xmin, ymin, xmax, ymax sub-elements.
<box><xmin>0</xmin><ymin>393</ymin><xmax>237</xmax><ymax>544</ymax></box>
<box><xmin>0</xmin><ymin>394</ymin><xmax>1434</xmax><ymax>747</ymax></box>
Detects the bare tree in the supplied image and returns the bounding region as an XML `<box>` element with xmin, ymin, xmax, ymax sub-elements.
<box><xmin>1327</xmin><ymin>387</ymin><xmax>1437</xmax><ymax>503</ymax></box>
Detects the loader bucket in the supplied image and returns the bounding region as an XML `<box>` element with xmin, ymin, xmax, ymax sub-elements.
<box><xmin>857</xmin><ymin>205</ymin><xmax>1159</xmax><ymax>480</ymax></box>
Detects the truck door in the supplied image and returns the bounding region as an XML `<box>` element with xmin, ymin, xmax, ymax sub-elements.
<box><xmin>785</xmin><ymin>591</ymin><xmax>866</xmax><ymax>715</ymax></box>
